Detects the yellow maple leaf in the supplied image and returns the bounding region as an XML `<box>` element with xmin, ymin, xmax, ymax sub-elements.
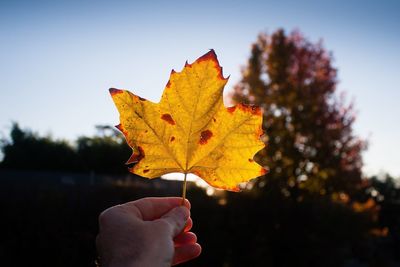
<box><xmin>109</xmin><ymin>50</ymin><xmax>266</xmax><ymax>192</ymax></box>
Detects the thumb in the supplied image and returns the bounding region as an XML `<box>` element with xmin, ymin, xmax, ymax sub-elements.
<box><xmin>159</xmin><ymin>206</ymin><xmax>190</xmax><ymax>237</ymax></box>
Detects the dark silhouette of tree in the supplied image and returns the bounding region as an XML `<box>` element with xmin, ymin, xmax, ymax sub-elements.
<box><xmin>0</xmin><ymin>123</ymin><xmax>130</xmax><ymax>174</ymax></box>
<box><xmin>369</xmin><ymin>174</ymin><xmax>400</xmax><ymax>254</ymax></box>
<box><xmin>76</xmin><ymin>125</ymin><xmax>131</xmax><ymax>174</ymax></box>
<box><xmin>0</xmin><ymin>123</ymin><xmax>80</xmax><ymax>171</ymax></box>
<box><xmin>231</xmin><ymin>29</ymin><xmax>365</xmax><ymax>196</ymax></box>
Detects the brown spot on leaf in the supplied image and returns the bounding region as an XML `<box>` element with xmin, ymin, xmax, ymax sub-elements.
<box><xmin>170</xmin><ymin>136</ymin><xmax>175</xmax><ymax>142</ymax></box>
<box><xmin>248</xmin><ymin>159</ymin><xmax>254</xmax><ymax>162</ymax></box>
<box><xmin>143</xmin><ymin>169</ymin><xmax>149</xmax><ymax>173</ymax></box>
<box><xmin>166</xmin><ymin>80</ymin><xmax>171</xmax><ymax>88</ymax></box>
<box><xmin>212</xmin><ymin>117</ymin><xmax>216</xmax><ymax>122</ymax></box>
<box><xmin>227</xmin><ymin>106</ymin><xmax>236</xmax><ymax>113</ymax></box>
<box><xmin>109</xmin><ymin>88</ymin><xmax>123</xmax><ymax>96</ymax></box>
<box><xmin>238</xmin><ymin>103</ymin><xmax>262</xmax><ymax>116</ymax></box>
<box><xmin>199</xmin><ymin>130</ymin><xmax>213</xmax><ymax>145</ymax></box>
<box><xmin>138</xmin><ymin>96</ymin><xmax>146</xmax><ymax>101</ymax></box>
<box><xmin>161</xmin><ymin>114</ymin><xmax>175</xmax><ymax>125</ymax></box>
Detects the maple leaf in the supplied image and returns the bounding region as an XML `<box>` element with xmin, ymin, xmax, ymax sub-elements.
<box><xmin>109</xmin><ymin>50</ymin><xmax>266</xmax><ymax>192</ymax></box>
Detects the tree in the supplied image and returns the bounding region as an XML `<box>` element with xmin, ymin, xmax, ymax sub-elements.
<box><xmin>0</xmin><ymin>123</ymin><xmax>80</xmax><ymax>171</ymax></box>
<box><xmin>231</xmin><ymin>29</ymin><xmax>365</xmax><ymax>196</ymax></box>
<box><xmin>0</xmin><ymin>123</ymin><xmax>130</xmax><ymax>174</ymax></box>
<box><xmin>224</xmin><ymin>30</ymin><xmax>380</xmax><ymax>267</ymax></box>
<box><xmin>76</xmin><ymin>125</ymin><xmax>131</xmax><ymax>174</ymax></box>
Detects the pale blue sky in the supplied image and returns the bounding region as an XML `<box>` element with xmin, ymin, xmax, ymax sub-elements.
<box><xmin>0</xmin><ymin>0</ymin><xmax>399</xmax><ymax>177</ymax></box>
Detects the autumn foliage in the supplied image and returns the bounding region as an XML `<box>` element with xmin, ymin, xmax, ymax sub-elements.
<box><xmin>1</xmin><ymin>29</ymin><xmax>399</xmax><ymax>267</ymax></box>
<box><xmin>232</xmin><ymin>29</ymin><xmax>365</xmax><ymax>197</ymax></box>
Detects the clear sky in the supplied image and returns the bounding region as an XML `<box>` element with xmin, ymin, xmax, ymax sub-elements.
<box><xmin>0</xmin><ymin>0</ymin><xmax>399</xmax><ymax>177</ymax></box>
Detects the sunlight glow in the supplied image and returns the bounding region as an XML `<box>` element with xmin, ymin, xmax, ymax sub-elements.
<box><xmin>162</xmin><ymin>173</ymin><xmax>213</xmax><ymax>190</ymax></box>
<box><xmin>161</xmin><ymin>173</ymin><xmax>240</xmax><ymax>198</ymax></box>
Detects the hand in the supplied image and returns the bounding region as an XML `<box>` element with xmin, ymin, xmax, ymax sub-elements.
<box><xmin>96</xmin><ymin>197</ymin><xmax>201</xmax><ymax>267</ymax></box>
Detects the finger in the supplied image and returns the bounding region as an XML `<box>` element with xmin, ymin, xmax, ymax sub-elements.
<box><xmin>174</xmin><ymin>232</ymin><xmax>197</xmax><ymax>247</ymax></box>
<box><xmin>184</xmin><ymin>217</ymin><xmax>193</xmax><ymax>232</ymax></box>
<box><xmin>172</xmin><ymin>243</ymin><xmax>202</xmax><ymax>266</ymax></box>
<box><xmin>122</xmin><ymin>197</ymin><xmax>191</xmax><ymax>220</ymax></box>
<box><xmin>159</xmin><ymin>206</ymin><xmax>190</xmax><ymax>237</ymax></box>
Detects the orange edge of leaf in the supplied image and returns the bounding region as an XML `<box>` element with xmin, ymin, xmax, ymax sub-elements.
<box><xmin>109</xmin><ymin>88</ymin><xmax>123</xmax><ymax>96</ymax></box>
<box><xmin>126</xmin><ymin>146</ymin><xmax>145</xmax><ymax>165</ymax></box>
<box><xmin>183</xmin><ymin>50</ymin><xmax>229</xmax><ymax>81</ymax></box>
<box><xmin>164</xmin><ymin>50</ymin><xmax>228</xmax><ymax>93</ymax></box>
<box><xmin>226</xmin><ymin>104</ymin><xmax>263</xmax><ymax>116</ymax></box>
<box><xmin>260</xmin><ymin>167</ymin><xmax>268</xmax><ymax>176</ymax></box>
<box><xmin>115</xmin><ymin>124</ymin><xmax>129</xmax><ymax>137</ymax></box>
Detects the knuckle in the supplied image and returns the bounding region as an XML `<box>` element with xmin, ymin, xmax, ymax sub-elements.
<box><xmin>98</xmin><ymin>212</ymin><xmax>108</xmax><ymax>226</ymax></box>
<box><xmin>98</xmin><ymin>206</ymin><xmax>120</xmax><ymax>226</ymax></box>
<box><xmin>154</xmin><ymin>219</ymin><xmax>174</xmax><ymax>232</ymax></box>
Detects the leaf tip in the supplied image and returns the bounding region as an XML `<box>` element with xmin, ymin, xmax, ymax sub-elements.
<box><xmin>109</xmin><ymin>88</ymin><xmax>123</xmax><ymax>96</ymax></box>
<box><xmin>260</xmin><ymin>167</ymin><xmax>268</xmax><ymax>176</ymax></box>
<box><xmin>197</xmin><ymin>49</ymin><xmax>218</xmax><ymax>65</ymax></box>
<box><xmin>232</xmin><ymin>186</ymin><xmax>241</xmax><ymax>192</ymax></box>
<box><xmin>192</xmin><ymin>50</ymin><xmax>228</xmax><ymax>81</ymax></box>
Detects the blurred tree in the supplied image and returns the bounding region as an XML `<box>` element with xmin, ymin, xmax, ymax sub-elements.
<box><xmin>0</xmin><ymin>123</ymin><xmax>80</xmax><ymax>171</ymax></box>
<box><xmin>368</xmin><ymin>174</ymin><xmax>400</xmax><ymax>240</ymax></box>
<box><xmin>0</xmin><ymin>123</ymin><xmax>130</xmax><ymax>174</ymax></box>
<box><xmin>231</xmin><ymin>29</ymin><xmax>365</xmax><ymax>196</ymax></box>
<box><xmin>76</xmin><ymin>125</ymin><xmax>131</xmax><ymax>174</ymax></box>
<box><xmin>225</xmin><ymin>30</ymin><xmax>380</xmax><ymax>267</ymax></box>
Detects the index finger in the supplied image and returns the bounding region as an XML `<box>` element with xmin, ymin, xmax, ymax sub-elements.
<box><xmin>123</xmin><ymin>197</ymin><xmax>191</xmax><ymax>221</ymax></box>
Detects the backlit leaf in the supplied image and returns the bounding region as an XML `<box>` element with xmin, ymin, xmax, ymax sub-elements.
<box><xmin>109</xmin><ymin>50</ymin><xmax>266</xmax><ymax>191</ymax></box>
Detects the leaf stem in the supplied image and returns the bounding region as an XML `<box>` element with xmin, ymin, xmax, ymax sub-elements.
<box><xmin>181</xmin><ymin>172</ymin><xmax>188</xmax><ymax>206</ymax></box>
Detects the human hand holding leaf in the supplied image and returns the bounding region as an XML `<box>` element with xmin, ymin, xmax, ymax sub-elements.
<box><xmin>109</xmin><ymin>50</ymin><xmax>266</xmax><ymax>200</ymax></box>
